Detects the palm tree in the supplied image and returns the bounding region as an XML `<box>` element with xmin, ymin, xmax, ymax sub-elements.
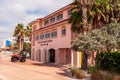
<box><xmin>25</xmin><ymin>25</ymin><xmax>32</xmax><ymax>42</ymax></box>
<box><xmin>69</xmin><ymin>9</ymin><xmax>83</xmax><ymax>33</ymax></box>
<box><xmin>70</xmin><ymin>0</ymin><xmax>95</xmax><ymax>33</ymax></box>
<box><xmin>79</xmin><ymin>0</ymin><xmax>94</xmax><ymax>70</ymax></box>
<box><xmin>69</xmin><ymin>0</ymin><xmax>83</xmax><ymax>33</ymax></box>
<box><xmin>69</xmin><ymin>0</ymin><xmax>94</xmax><ymax>70</ymax></box>
<box><xmin>71</xmin><ymin>0</ymin><xmax>120</xmax><ymax>31</ymax></box>
<box><xmin>78</xmin><ymin>0</ymin><xmax>93</xmax><ymax>32</ymax></box>
<box><xmin>70</xmin><ymin>0</ymin><xmax>120</xmax><ymax>69</ymax></box>
<box><xmin>13</xmin><ymin>23</ymin><xmax>25</xmax><ymax>51</ymax></box>
<box><xmin>88</xmin><ymin>0</ymin><xmax>120</xmax><ymax>28</ymax></box>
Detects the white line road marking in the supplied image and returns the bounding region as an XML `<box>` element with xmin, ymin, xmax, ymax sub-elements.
<box><xmin>0</xmin><ymin>75</ymin><xmax>10</xmax><ymax>80</ymax></box>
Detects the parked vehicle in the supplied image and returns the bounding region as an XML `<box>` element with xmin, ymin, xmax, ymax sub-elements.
<box><xmin>11</xmin><ymin>51</ymin><xmax>26</xmax><ymax>62</ymax></box>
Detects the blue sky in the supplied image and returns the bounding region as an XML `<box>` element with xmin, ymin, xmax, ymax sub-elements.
<box><xmin>0</xmin><ymin>0</ymin><xmax>73</xmax><ymax>40</ymax></box>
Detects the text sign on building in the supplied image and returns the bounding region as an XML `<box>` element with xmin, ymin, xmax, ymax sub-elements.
<box><xmin>38</xmin><ymin>40</ymin><xmax>52</xmax><ymax>46</ymax></box>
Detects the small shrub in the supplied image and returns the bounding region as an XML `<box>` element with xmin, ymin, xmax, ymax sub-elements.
<box><xmin>71</xmin><ymin>68</ymin><xmax>86</xmax><ymax>79</ymax></box>
<box><xmin>114</xmin><ymin>75</ymin><xmax>120</xmax><ymax>80</ymax></box>
<box><xmin>91</xmin><ymin>70</ymin><xmax>114</xmax><ymax>80</ymax></box>
<box><xmin>87</xmin><ymin>66</ymin><xmax>98</xmax><ymax>74</ymax></box>
<box><xmin>91</xmin><ymin>71</ymin><xmax>103</xmax><ymax>80</ymax></box>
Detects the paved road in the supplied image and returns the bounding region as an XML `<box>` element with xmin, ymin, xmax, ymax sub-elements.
<box><xmin>0</xmin><ymin>53</ymin><xmax>71</xmax><ymax>80</ymax></box>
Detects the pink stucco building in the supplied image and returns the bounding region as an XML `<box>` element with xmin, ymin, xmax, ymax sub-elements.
<box><xmin>29</xmin><ymin>4</ymin><xmax>94</xmax><ymax>66</ymax></box>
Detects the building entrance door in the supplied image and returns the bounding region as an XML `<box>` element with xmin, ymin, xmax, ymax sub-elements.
<box><xmin>49</xmin><ymin>49</ymin><xmax>55</xmax><ymax>63</ymax></box>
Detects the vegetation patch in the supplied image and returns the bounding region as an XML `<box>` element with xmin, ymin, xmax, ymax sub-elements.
<box><xmin>70</xmin><ymin>68</ymin><xmax>87</xmax><ymax>79</ymax></box>
<box><xmin>96</xmin><ymin>51</ymin><xmax>120</xmax><ymax>73</ymax></box>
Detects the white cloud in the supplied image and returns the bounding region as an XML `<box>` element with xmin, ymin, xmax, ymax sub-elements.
<box><xmin>0</xmin><ymin>0</ymin><xmax>73</xmax><ymax>40</ymax></box>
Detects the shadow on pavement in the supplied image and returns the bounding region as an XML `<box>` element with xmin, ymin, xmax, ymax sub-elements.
<box><xmin>32</xmin><ymin>62</ymin><xmax>69</xmax><ymax>68</ymax></box>
<box><xmin>56</xmin><ymin>71</ymin><xmax>71</xmax><ymax>78</ymax></box>
<box><xmin>32</xmin><ymin>62</ymin><xmax>71</xmax><ymax>78</ymax></box>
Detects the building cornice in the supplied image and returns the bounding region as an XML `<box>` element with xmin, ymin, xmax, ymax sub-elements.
<box><xmin>28</xmin><ymin>3</ymin><xmax>72</xmax><ymax>26</ymax></box>
<box><xmin>32</xmin><ymin>18</ymin><xmax>70</xmax><ymax>33</ymax></box>
<box><xmin>29</xmin><ymin>18</ymin><xmax>42</xmax><ymax>25</ymax></box>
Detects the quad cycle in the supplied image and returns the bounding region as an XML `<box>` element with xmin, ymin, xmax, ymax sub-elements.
<box><xmin>11</xmin><ymin>51</ymin><xmax>26</xmax><ymax>62</ymax></box>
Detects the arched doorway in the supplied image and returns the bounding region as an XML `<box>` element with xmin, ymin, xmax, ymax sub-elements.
<box><xmin>49</xmin><ymin>49</ymin><xmax>55</xmax><ymax>63</ymax></box>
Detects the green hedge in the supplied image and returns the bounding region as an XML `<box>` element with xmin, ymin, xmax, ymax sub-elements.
<box><xmin>96</xmin><ymin>51</ymin><xmax>120</xmax><ymax>73</ymax></box>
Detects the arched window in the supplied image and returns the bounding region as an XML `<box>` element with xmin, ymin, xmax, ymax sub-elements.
<box><xmin>61</xmin><ymin>27</ymin><xmax>66</xmax><ymax>36</ymax></box>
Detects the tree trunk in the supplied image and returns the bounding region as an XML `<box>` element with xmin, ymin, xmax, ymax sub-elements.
<box><xmin>20</xmin><ymin>38</ymin><xmax>22</xmax><ymax>51</ymax></box>
<box><xmin>21</xmin><ymin>38</ymin><xmax>24</xmax><ymax>51</ymax></box>
<box><xmin>81</xmin><ymin>5</ymin><xmax>88</xmax><ymax>70</ymax></box>
<box><xmin>81</xmin><ymin>51</ymin><xmax>88</xmax><ymax>70</ymax></box>
<box><xmin>82</xmin><ymin>5</ymin><xmax>87</xmax><ymax>34</ymax></box>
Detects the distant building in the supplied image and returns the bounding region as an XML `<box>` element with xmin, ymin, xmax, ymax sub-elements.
<box><xmin>0</xmin><ymin>38</ymin><xmax>14</xmax><ymax>49</ymax></box>
<box><xmin>0</xmin><ymin>39</ymin><xmax>6</xmax><ymax>48</ymax></box>
<box><xmin>6</xmin><ymin>40</ymin><xmax>11</xmax><ymax>46</ymax></box>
